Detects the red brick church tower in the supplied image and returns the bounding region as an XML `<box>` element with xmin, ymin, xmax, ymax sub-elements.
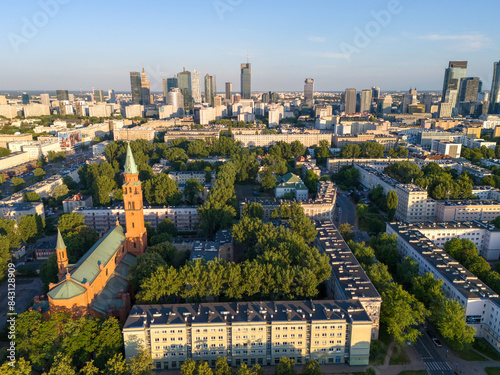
<box><xmin>122</xmin><ymin>143</ymin><xmax>147</xmax><ymax>256</ymax></box>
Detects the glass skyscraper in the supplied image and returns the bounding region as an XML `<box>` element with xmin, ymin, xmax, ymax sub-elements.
<box><xmin>241</xmin><ymin>63</ymin><xmax>251</xmax><ymax>99</ymax></box>
<box><xmin>225</xmin><ymin>82</ymin><xmax>232</xmax><ymax>100</ymax></box>
<box><xmin>204</xmin><ymin>74</ymin><xmax>216</xmax><ymax>107</ymax></box>
<box><xmin>441</xmin><ymin>61</ymin><xmax>467</xmax><ymax>103</ymax></box>
<box><xmin>304</xmin><ymin>78</ymin><xmax>314</xmax><ymax>107</ymax></box>
<box><xmin>56</xmin><ymin>89</ymin><xmax>69</xmax><ymax>101</ymax></box>
<box><xmin>344</xmin><ymin>88</ymin><xmax>357</xmax><ymax>114</ymax></box>
<box><xmin>130</xmin><ymin>72</ymin><xmax>142</xmax><ymax>105</ymax></box>
<box><xmin>490</xmin><ymin>61</ymin><xmax>500</xmax><ymax>114</ymax></box>
<box><xmin>178</xmin><ymin>69</ymin><xmax>193</xmax><ymax>113</ymax></box>
<box><xmin>192</xmin><ymin>70</ymin><xmax>201</xmax><ymax>104</ymax></box>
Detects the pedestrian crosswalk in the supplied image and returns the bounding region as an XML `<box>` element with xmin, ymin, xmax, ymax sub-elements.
<box><xmin>425</xmin><ymin>361</ymin><xmax>452</xmax><ymax>371</ymax></box>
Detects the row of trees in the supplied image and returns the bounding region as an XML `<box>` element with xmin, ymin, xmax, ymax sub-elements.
<box><xmin>461</xmin><ymin>145</ymin><xmax>499</xmax><ymax>161</ymax></box>
<box><xmin>384</xmin><ymin>161</ymin><xmax>474</xmax><ymax>200</ymax></box>
<box><xmin>0</xmin><ymin>311</ymin><xmax>153</xmax><ymax>374</ymax></box>
<box><xmin>368</xmin><ymin>185</ymin><xmax>398</xmax><ymax>221</ymax></box>
<box><xmin>339</xmin><ymin>142</ymin><xmax>386</xmax><ymax>159</ymax></box>
<box><xmin>344</xmin><ymin>233</ymin><xmax>475</xmax><ymax>350</ymax></box>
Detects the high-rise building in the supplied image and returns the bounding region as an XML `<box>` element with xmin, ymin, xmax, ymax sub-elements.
<box><xmin>490</xmin><ymin>61</ymin><xmax>500</xmax><ymax>114</ymax></box>
<box><xmin>108</xmin><ymin>89</ymin><xmax>116</xmax><ymax>103</ymax></box>
<box><xmin>379</xmin><ymin>95</ymin><xmax>392</xmax><ymax>115</ymax></box>
<box><xmin>22</xmin><ymin>92</ymin><xmax>30</xmax><ymax>105</ymax></box>
<box><xmin>458</xmin><ymin>77</ymin><xmax>481</xmax><ymax>103</ymax></box>
<box><xmin>178</xmin><ymin>68</ymin><xmax>193</xmax><ymax>113</ymax></box>
<box><xmin>401</xmin><ymin>89</ymin><xmax>417</xmax><ymax>114</ymax></box>
<box><xmin>56</xmin><ymin>90</ymin><xmax>69</xmax><ymax>101</ymax></box>
<box><xmin>442</xmin><ymin>61</ymin><xmax>467</xmax><ymax>102</ymax></box>
<box><xmin>359</xmin><ymin>89</ymin><xmax>372</xmax><ymax>113</ymax></box>
<box><xmin>204</xmin><ymin>74</ymin><xmax>216</xmax><ymax>107</ymax></box>
<box><xmin>167</xmin><ymin>88</ymin><xmax>184</xmax><ymax>116</ymax></box>
<box><xmin>225</xmin><ymin>82</ymin><xmax>232</xmax><ymax>100</ymax></box>
<box><xmin>40</xmin><ymin>93</ymin><xmax>50</xmax><ymax>106</ymax></box>
<box><xmin>344</xmin><ymin>88</ymin><xmax>357</xmax><ymax>114</ymax></box>
<box><xmin>130</xmin><ymin>72</ymin><xmax>142</xmax><ymax>105</ymax></box>
<box><xmin>191</xmin><ymin>70</ymin><xmax>201</xmax><ymax>104</ymax></box>
<box><xmin>141</xmin><ymin>67</ymin><xmax>151</xmax><ymax>105</ymax></box>
<box><xmin>304</xmin><ymin>78</ymin><xmax>314</xmax><ymax>107</ymax></box>
<box><xmin>94</xmin><ymin>90</ymin><xmax>105</xmax><ymax>103</ymax></box>
<box><xmin>422</xmin><ymin>93</ymin><xmax>433</xmax><ymax>113</ymax></box>
<box><xmin>372</xmin><ymin>86</ymin><xmax>381</xmax><ymax>99</ymax></box>
<box><xmin>162</xmin><ymin>77</ymin><xmax>178</xmax><ymax>102</ymax></box>
<box><xmin>241</xmin><ymin>62</ymin><xmax>251</xmax><ymax>99</ymax></box>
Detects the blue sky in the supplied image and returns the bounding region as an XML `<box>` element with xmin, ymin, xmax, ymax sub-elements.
<box><xmin>0</xmin><ymin>0</ymin><xmax>499</xmax><ymax>92</ymax></box>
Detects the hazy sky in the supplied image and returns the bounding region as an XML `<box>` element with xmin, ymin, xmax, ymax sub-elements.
<box><xmin>1</xmin><ymin>0</ymin><xmax>499</xmax><ymax>92</ymax></box>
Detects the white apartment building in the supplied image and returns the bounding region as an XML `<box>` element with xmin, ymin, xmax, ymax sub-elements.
<box><xmin>0</xmin><ymin>202</ymin><xmax>44</xmax><ymax>221</ymax></box>
<box><xmin>0</xmin><ymin>152</ymin><xmax>30</xmax><ymax>171</ymax></box>
<box><xmin>7</xmin><ymin>141</ymin><xmax>61</xmax><ymax>160</ymax></box>
<box><xmin>168</xmin><ymin>171</ymin><xmax>216</xmax><ymax>186</ymax></box>
<box><xmin>435</xmin><ymin>200</ymin><xmax>500</xmax><ymax>224</ymax></box>
<box><xmin>387</xmin><ymin>222</ymin><xmax>500</xmax><ymax>353</ymax></box>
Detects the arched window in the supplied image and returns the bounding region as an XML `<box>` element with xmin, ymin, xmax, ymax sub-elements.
<box><xmin>132</xmin><ymin>202</ymin><xmax>135</xmax><ymax>209</ymax></box>
<box><xmin>135</xmin><ymin>188</ymin><xmax>138</xmax><ymax>194</ymax></box>
<box><xmin>132</xmin><ymin>222</ymin><xmax>135</xmax><ymax>228</ymax></box>
<box><xmin>128</xmin><ymin>202</ymin><xmax>131</xmax><ymax>210</ymax></box>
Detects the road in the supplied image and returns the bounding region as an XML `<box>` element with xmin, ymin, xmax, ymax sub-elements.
<box><xmin>336</xmin><ymin>191</ymin><xmax>370</xmax><ymax>243</ymax></box>
<box><xmin>415</xmin><ymin>329</ymin><xmax>455</xmax><ymax>375</ymax></box>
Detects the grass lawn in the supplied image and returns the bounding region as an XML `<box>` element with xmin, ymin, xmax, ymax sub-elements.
<box><xmin>389</xmin><ymin>345</ymin><xmax>411</xmax><ymax>365</ymax></box>
<box><xmin>397</xmin><ymin>371</ymin><xmax>428</xmax><ymax>375</ymax></box>
<box><xmin>453</xmin><ymin>347</ymin><xmax>487</xmax><ymax>361</ymax></box>
<box><xmin>473</xmin><ymin>338</ymin><xmax>500</xmax><ymax>361</ymax></box>
<box><xmin>485</xmin><ymin>368</ymin><xmax>500</xmax><ymax>375</ymax></box>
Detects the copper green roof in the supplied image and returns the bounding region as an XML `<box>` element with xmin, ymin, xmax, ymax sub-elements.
<box><xmin>124</xmin><ymin>143</ymin><xmax>138</xmax><ymax>175</ymax></box>
<box><xmin>70</xmin><ymin>225</ymin><xmax>126</xmax><ymax>285</ymax></box>
<box><xmin>56</xmin><ymin>229</ymin><xmax>66</xmax><ymax>250</ymax></box>
<box><xmin>48</xmin><ymin>279</ymin><xmax>86</xmax><ymax>300</ymax></box>
<box><xmin>282</xmin><ymin>172</ymin><xmax>301</xmax><ymax>184</ymax></box>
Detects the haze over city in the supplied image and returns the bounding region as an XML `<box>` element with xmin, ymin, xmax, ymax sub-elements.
<box><xmin>1</xmin><ymin>0</ymin><xmax>499</xmax><ymax>91</ymax></box>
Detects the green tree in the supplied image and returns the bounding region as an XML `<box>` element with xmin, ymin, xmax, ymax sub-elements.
<box><xmin>301</xmin><ymin>360</ymin><xmax>321</xmax><ymax>375</ymax></box>
<box><xmin>388</xmin><ymin>146</ymin><xmax>409</xmax><ymax>158</ymax></box>
<box><xmin>93</xmin><ymin>176</ymin><xmax>115</xmax><ymax>206</ymax></box>
<box><xmin>348</xmin><ymin>241</ymin><xmax>376</xmax><ymax>268</ymax></box>
<box><xmin>130</xmin><ymin>252</ymin><xmax>166</xmax><ymax>290</ymax></box>
<box><xmin>0</xmin><ymin>147</ymin><xmax>11</xmax><ymax>157</ymax></box>
<box><xmin>79</xmin><ymin>360</ymin><xmax>101</xmax><ymax>375</ymax></box>
<box><xmin>23</xmin><ymin>192</ymin><xmax>41</xmax><ymax>202</ymax></box>
<box><xmin>58</xmin><ymin>212</ymin><xmax>85</xmax><ymax>233</ymax></box>
<box><xmin>0</xmin><ymin>357</ymin><xmax>32</xmax><ymax>375</ymax></box>
<box><xmin>288</xmin><ymin>203</ymin><xmax>317</xmax><ymax>243</ymax></box>
<box><xmin>242</xmin><ymin>202</ymin><xmax>265</xmax><ymax>220</ymax></box>
<box><xmin>261</xmin><ymin>170</ymin><xmax>277</xmax><ymax>190</ymax></box>
<box><xmin>53</xmin><ymin>184</ymin><xmax>69</xmax><ymax>199</ymax></box>
<box><xmin>275</xmin><ymin>357</ymin><xmax>297</xmax><ymax>375</ymax></box>
<box><xmin>361</xmin><ymin>142</ymin><xmax>385</xmax><ymax>158</ymax></box>
<box><xmin>411</xmin><ymin>272</ymin><xmax>444</xmax><ymax>309</ymax></box>
<box><xmin>198</xmin><ymin>201</ymin><xmax>236</xmax><ymax>236</ymax></box>
<box><xmin>340</xmin><ymin>144</ymin><xmax>362</xmax><ymax>159</ymax></box>
<box><xmin>103</xmin><ymin>353</ymin><xmax>128</xmax><ymax>375</ymax></box>
<box><xmin>396</xmin><ymin>256</ymin><xmax>419</xmax><ymax>289</ymax></box>
<box><xmin>180</xmin><ymin>359</ymin><xmax>196</xmax><ymax>375</ymax></box>
<box><xmin>33</xmin><ymin>167</ymin><xmax>46</xmax><ymax>181</ymax></box>
<box><xmin>214</xmin><ymin>357</ymin><xmax>232</xmax><ymax>375</ymax></box>
<box><xmin>127</xmin><ymin>349</ymin><xmax>154</xmax><ymax>375</ymax></box>
<box><xmin>143</xmin><ymin>174</ymin><xmax>181</xmax><ymax>206</ymax></box>
<box><xmin>386</xmin><ymin>189</ymin><xmax>398</xmax><ymax>220</ymax></box>
<box><xmin>47</xmin><ymin>353</ymin><xmax>76</xmax><ymax>375</ymax></box>
<box><xmin>184</xmin><ymin>178</ymin><xmax>204</xmax><ymax>204</ymax></box>
<box><xmin>433</xmin><ymin>298</ymin><xmax>475</xmax><ymax>350</ymax></box>
<box><xmin>314</xmin><ymin>140</ymin><xmax>332</xmax><ymax>163</ymax></box>
<box><xmin>304</xmin><ymin>169</ymin><xmax>319</xmax><ymax>192</ymax></box>
<box><xmin>0</xmin><ymin>236</ymin><xmax>11</xmax><ymax>282</ymax></box>
<box><xmin>18</xmin><ymin>214</ymin><xmax>43</xmax><ymax>243</ymax></box>
<box><xmin>381</xmin><ymin>283</ymin><xmax>429</xmax><ymax>345</ymax></box>
<box><xmin>339</xmin><ymin>223</ymin><xmax>355</xmax><ymax>242</ymax></box>
<box><xmin>11</xmin><ymin>177</ymin><xmax>25</xmax><ymax>191</ymax></box>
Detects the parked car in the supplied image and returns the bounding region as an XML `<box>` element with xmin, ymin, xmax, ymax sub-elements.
<box><xmin>432</xmin><ymin>338</ymin><xmax>442</xmax><ymax>347</ymax></box>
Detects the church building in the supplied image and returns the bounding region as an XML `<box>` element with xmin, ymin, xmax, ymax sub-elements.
<box><xmin>46</xmin><ymin>144</ymin><xmax>147</xmax><ymax>322</ymax></box>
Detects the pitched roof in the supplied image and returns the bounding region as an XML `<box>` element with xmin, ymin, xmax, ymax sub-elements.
<box><xmin>48</xmin><ymin>279</ymin><xmax>86</xmax><ymax>300</ymax></box>
<box><xmin>282</xmin><ymin>172</ymin><xmax>301</xmax><ymax>184</ymax></box>
<box><xmin>70</xmin><ymin>225</ymin><xmax>126</xmax><ymax>285</ymax></box>
<box><xmin>56</xmin><ymin>229</ymin><xmax>66</xmax><ymax>250</ymax></box>
<box><xmin>124</xmin><ymin>143</ymin><xmax>138</xmax><ymax>175</ymax></box>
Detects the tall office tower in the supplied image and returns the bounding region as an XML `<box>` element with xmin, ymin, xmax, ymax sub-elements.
<box><xmin>379</xmin><ymin>95</ymin><xmax>393</xmax><ymax>114</ymax></box>
<box><xmin>444</xmin><ymin>90</ymin><xmax>458</xmax><ymax>108</ymax></box>
<box><xmin>359</xmin><ymin>89</ymin><xmax>372</xmax><ymax>113</ymax></box>
<box><xmin>262</xmin><ymin>92</ymin><xmax>270</xmax><ymax>104</ymax></box>
<box><xmin>422</xmin><ymin>93</ymin><xmax>433</xmax><ymax>113</ymax></box>
<box><xmin>304</xmin><ymin>78</ymin><xmax>314</xmax><ymax>107</ymax></box>
<box><xmin>22</xmin><ymin>92</ymin><xmax>30</xmax><ymax>105</ymax></box>
<box><xmin>167</xmin><ymin>88</ymin><xmax>184</xmax><ymax>116</ymax></box>
<box><xmin>458</xmin><ymin>77</ymin><xmax>481</xmax><ymax>103</ymax></box>
<box><xmin>478</xmin><ymin>92</ymin><xmax>490</xmax><ymax>102</ymax></box>
<box><xmin>442</xmin><ymin>61</ymin><xmax>467</xmax><ymax>102</ymax></box>
<box><xmin>163</xmin><ymin>77</ymin><xmax>178</xmax><ymax>102</ymax></box>
<box><xmin>40</xmin><ymin>93</ymin><xmax>50</xmax><ymax>106</ymax></box>
<box><xmin>214</xmin><ymin>96</ymin><xmax>222</xmax><ymax>107</ymax></box>
<box><xmin>372</xmin><ymin>86</ymin><xmax>381</xmax><ymax>99</ymax></box>
<box><xmin>241</xmin><ymin>62</ymin><xmax>251</xmax><ymax>99</ymax></box>
<box><xmin>108</xmin><ymin>89</ymin><xmax>116</xmax><ymax>103</ymax></box>
<box><xmin>204</xmin><ymin>74</ymin><xmax>216</xmax><ymax>107</ymax></box>
<box><xmin>191</xmin><ymin>70</ymin><xmax>201</xmax><ymax>104</ymax></box>
<box><xmin>94</xmin><ymin>90</ymin><xmax>105</xmax><ymax>103</ymax></box>
<box><xmin>141</xmin><ymin>67</ymin><xmax>151</xmax><ymax>105</ymax></box>
<box><xmin>490</xmin><ymin>61</ymin><xmax>500</xmax><ymax>114</ymax></box>
<box><xmin>178</xmin><ymin>68</ymin><xmax>193</xmax><ymax>113</ymax></box>
<box><xmin>225</xmin><ymin>82</ymin><xmax>232</xmax><ymax>100</ymax></box>
<box><xmin>401</xmin><ymin>88</ymin><xmax>417</xmax><ymax>114</ymax></box>
<box><xmin>56</xmin><ymin>90</ymin><xmax>69</xmax><ymax>101</ymax></box>
<box><xmin>130</xmin><ymin>72</ymin><xmax>142</xmax><ymax>105</ymax></box>
<box><xmin>344</xmin><ymin>88</ymin><xmax>357</xmax><ymax>114</ymax></box>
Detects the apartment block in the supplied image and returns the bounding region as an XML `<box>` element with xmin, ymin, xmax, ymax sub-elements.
<box><xmin>386</xmin><ymin>222</ymin><xmax>500</xmax><ymax>352</ymax></box>
<box><xmin>435</xmin><ymin>200</ymin><xmax>500</xmax><ymax>223</ymax></box>
<box><xmin>314</xmin><ymin>221</ymin><xmax>382</xmax><ymax>340</ymax></box>
<box><xmin>233</xmin><ymin>133</ymin><xmax>332</xmax><ymax>148</ymax></box>
<box><xmin>62</xmin><ymin>194</ymin><xmax>93</xmax><ymax>213</ymax></box>
<box><xmin>326</xmin><ymin>158</ymin><xmax>409</xmax><ymax>173</ymax></box>
<box><xmin>0</xmin><ymin>202</ymin><xmax>44</xmax><ymax>221</ymax></box>
<box><xmin>75</xmin><ymin>205</ymin><xmax>199</xmax><ymax>233</ymax></box>
<box><xmin>0</xmin><ymin>152</ymin><xmax>30</xmax><ymax>171</ymax></box>
<box><xmin>0</xmin><ymin>134</ymin><xmax>33</xmax><ymax>148</ymax></box>
<box><xmin>241</xmin><ymin>181</ymin><xmax>337</xmax><ymax>222</ymax></box>
<box><xmin>123</xmin><ymin>300</ymin><xmax>372</xmax><ymax>370</ymax></box>
<box><xmin>164</xmin><ymin>130</ymin><xmax>220</xmax><ymax>144</ymax></box>
<box><xmin>168</xmin><ymin>171</ymin><xmax>216</xmax><ymax>186</ymax></box>
<box><xmin>1</xmin><ymin>175</ymin><xmax>65</xmax><ymax>203</ymax></box>
<box><xmin>7</xmin><ymin>141</ymin><xmax>61</xmax><ymax>160</ymax></box>
<box><xmin>113</xmin><ymin>127</ymin><xmax>155</xmax><ymax>142</ymax></box>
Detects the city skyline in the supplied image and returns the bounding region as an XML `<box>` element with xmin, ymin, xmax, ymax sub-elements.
<box><xmin>1</xmin><ymin>0</ymin><xmax>499</xmax><ymax>92</ymax></box>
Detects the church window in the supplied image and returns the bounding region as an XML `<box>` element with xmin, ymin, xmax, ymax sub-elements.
<box><xmin>128</xmin><ymin>202</ymin><xmax>131</xmax><ymax>210</ymax></box>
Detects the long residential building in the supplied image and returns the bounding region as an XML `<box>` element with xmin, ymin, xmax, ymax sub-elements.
<box><xmin>0</xmin><ymin>134</ymin><xmax>33</xmax><ymax>148</ymax></box>
<box><xmin>314</xmin><ymin>221</ymin><xmax>382</xmax><ymax>340</ymax></box>
<box><xmin>0</xmin><ymin>152</ymin><xmax>30</xmax><ymax>171</ymax></box>
<box><xmin>0</xmin><ymin>202</ymin><xmax>44</xmax><ymax>221</ymax></box>
<box><xmin>233</xmin><ymin>133</ymin><xmax>333</xmax><ymax>148</ymax></box>
<box><xmin>75</xmin><ymin>205</ymin><xmax>199</xmax><ymax>233</ymax></box>
<box><xmin>1</xmin><ymin>174</ymin><xmax>65</xmax><ymax>203</ymax></box>
<box><xmin>123</xmin><ymin>300</ymin><xmax>373</xmax><ymax>370</ymax></box>
<box><xmin>113</xmin><ymin>127</ymin><xmax>156</xmax><ymax>142</ymax></box>
<box><xmin>164</xmin><ymin>130</ymin><xmax>220</xmax><ymax>144</ymax></box>
<box><xmin>386</xmin><ymin>222</ymin><xmax>500</xmax><ymax>352</ymax></box>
